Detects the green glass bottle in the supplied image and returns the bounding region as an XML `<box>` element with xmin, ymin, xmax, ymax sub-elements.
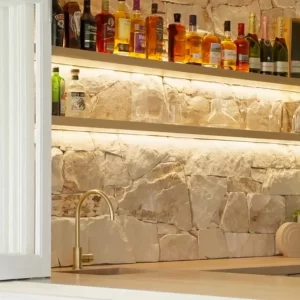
<box><xmin>273</xmin><ymin>16</ymin><xmax>288</xmax><ymax>77</ymax></box>
<box><xmin>52</xmin><ymin>67</ymin><xmax>65</xmax><ymax>116</ymax></box>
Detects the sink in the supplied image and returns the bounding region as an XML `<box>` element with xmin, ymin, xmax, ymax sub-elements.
<box><xmin>209</xmin><ymin>265</ymin><xmax>300</xmax><ymax>277</ymax></box>
<box><xmin>62</xmin><ymin>267</ymin><xmax>154</xmax><ymax>276</ymax></box>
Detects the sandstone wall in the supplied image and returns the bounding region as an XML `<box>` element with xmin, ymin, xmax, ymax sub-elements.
<box><xmin>52</xmin><ymin>130</ymin><xmax>300</xmax><ymax>267</ymax></box>
<box><xmin>58</xmin><ymin>0</ymin><xmax>300</xmax><ymax>39</ymax></box>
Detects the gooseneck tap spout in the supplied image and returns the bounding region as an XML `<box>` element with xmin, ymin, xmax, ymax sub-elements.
<box><xmin>73</xmin><ymin>189</ymin><xmax>115</xmax><ymax>270</ymax></box>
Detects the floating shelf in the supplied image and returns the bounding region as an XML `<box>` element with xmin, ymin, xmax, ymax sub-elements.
<box><xmin>52</xmin><ymin>46</ymin><xmax>300</xmax><ymax>92</ymax></box>
<box><xmin>52</xmin><ymin>116</ymin><xmax>300</xmax><ymax>145</ymax></box>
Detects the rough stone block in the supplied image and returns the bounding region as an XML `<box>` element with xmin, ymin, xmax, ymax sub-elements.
<box><xmin>52</xmin><ymin>148</ymin><xmax>64</xmax><ymax>194</ymax></box>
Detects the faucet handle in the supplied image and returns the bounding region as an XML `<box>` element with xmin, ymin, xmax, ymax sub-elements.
<box><xmin>82</xmin><ymin>253</ymin><xmax>94</xmax><ymax>263</ymax></box>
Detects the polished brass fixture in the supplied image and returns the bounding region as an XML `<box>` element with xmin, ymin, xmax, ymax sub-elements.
<box><xmin>73</xmin><ymin>189</ymin><xmax>115</xmax><ymax>270</ymax></box>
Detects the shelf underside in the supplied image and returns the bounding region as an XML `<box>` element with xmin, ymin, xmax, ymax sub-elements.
<box><xmin>52</xmin><ymin>47</ymin><xmax>300</xmax><ymax>92</ymax></box>
<box><xmin>52</xmin><ymin>116</ymin><xmax>300</xmax><ymax>145</ymax></box>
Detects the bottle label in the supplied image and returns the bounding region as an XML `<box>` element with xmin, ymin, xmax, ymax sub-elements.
<box><xmin>192</xmin><ymin>53</ymin><xmax>202</xmax><ymax>59</ymax></box>
<box><xmin>209</xmin><ymin>43</ymin><xmax>221</xmax><ymax>64</ymax></box>
<box><xmin>291</xmin><ymin>61</ymin><xmax>300</xmax><ymax>73</ymax></box>
<box><xmin>238</xmin><ymin>54</ymin><xmax>249</xmax><ymax>63</ymax></box>
<box><xmin>118</xmin><ymin>18</ymin><xmax>131</xmax><ymax>40</ymax></box>
<box><xmin>275</xmin><ymin>61</ymin><xmax>288</xmax><ymax>73</ymax></box>
<box><xmin>222</xmin><ymin>50</ymin><xmax>237</xmax><ymax>61</ymax></box>
<box><xmin>118</xmin><ymin>43</ymin><xmax>129</xmax><ymax>52</ymax></box>
<box><xmin>102</xmin><ymin>17</ymin><xmax>115</xmax><ymax>52</ymax></box>
<box><xmin>54</xmin><ymin>13</ymin><xmax>64</xmax><ymax>30</ymax></box>
<box><xmin>249</xmin><ymin>57</ymin><xmax>261</xmax><ymax>69</ymax></box>
<box><xmin>156</xmin><ymin>19</ymin><xmax>164</xmax><ymax>43</ymax></box>
<box><xmin>83</xmin><ymin>23</ymin><xmax>97</xmax><ymax>49</ymax></box>
<box><xmin>261</xmin><ymin>62</ymin><xmax>274</xmax><ymax>72</ymax></box>
<box><xmin>70</xmin><ymin>11</ymin><xmax>81</xmax><ymax>37</ymax></box>
<box><xmin>71</xmin><ymin>92</ymin><xmax>86</xmax><ymax>111</ymax></box>
<box><xmin>134</xmin><ymin>31</ymin><xmax>146</xmax><ymax>53</ymax></box>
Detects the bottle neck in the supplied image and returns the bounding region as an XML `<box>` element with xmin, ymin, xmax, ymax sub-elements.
<box><xmin>83</xmin><ymin>0</ymin><xmax>91</xmax><ymax>13</ymax></box>
<box><xmin>224</xmin><ymin>31</ymin><xmax>231</xmax><ymax>39</ymax></box>
<box><xmin>118</xmin><ymin>1</ymin><xmax>125</xmax><ymax>11</ymax></box>
<box><xmin>249</xmin><ymin>17</ymin><xmax>256</xmax><ymax>34</ymax></box>
<box><xmin>72</xmin><ymin>75</ymin><xmax>79</xmax><ymax>81</ymax></box>
<box><xmin>276</xmin><ymin>18</ymin><xmax>284</xmax><ymax>38</ymax></box>
<box><xmin>189</xmin><ymin>25</ymin><xmax>197</xmax><ymax>32</ymax></box>
<box><xmin>53</xmin><ymin>72</ymin><xmax>59</xmax><ymax>75</ymax></box>
<box><xmin>262</xmin><ymin>20</ymin><xmax>269</xmax><ymax>40</ymax></box>
<box><xmin>102</xmin><ymin>0</ymin><xmax>109</xmax><ymax>12</ymax></box>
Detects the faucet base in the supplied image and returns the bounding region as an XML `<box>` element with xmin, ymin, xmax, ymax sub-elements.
<box><xmin>73</xmin><ymin>247</ymin><xmax>82</xmax><ymax>271</ymax></box>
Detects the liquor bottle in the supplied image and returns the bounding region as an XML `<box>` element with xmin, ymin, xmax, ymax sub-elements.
<box><xmin>168</xmin><ymin>13</ymin><xmax>186</xmax><ymax>63</ymax></box>
<box><xmin>234</xmin><ymin>23</ymin><xmax>249</xmax><ymax>72</ymax></box>
<box><xmin>202</xmin><ymin>29</ymin><xmax>221</xmax><ymax>68</ymax></box>
<box><xmin>52</xmin><ymin>0</ymin><xmax>64</xmax><ymax>47</ymax></box>
<box><xmin>273</xmin><ymin>16</ymin><xmax>288</xmax><ymax>77</ymax></box>
<box><xmin>145</xmin><ymin>3</ymin><xmax>164</xmax><ymax>60</ymax></box>
<box><xmin>52</xmin><ymin>67</ymin><xmax>65</xmax><ymax>116</ymax></box>
<box><xmin>260</xmin><ymin>15</ymin><xmax>274</xmax><ymax>75</ymax></box>
<box><xmin>221</xmin><ymin>21</ymin><xmax>237</xmax><ymax>70</ymax></box>
<box><xmin>185</xmin><ymin>15</ymin><xmax>202</xmax><ymax>65</ymax></box>
<box><xmin>95</xmin><ymin>0</ymin><xmax>115</xmax><ymax>53</ymax></box>
<box><xmin>66</xmin><ymin>69</ymin><xmax>87</xmax><ymax>117</ymax></box>
<box><xmin>63</xmin><ymin>1</ymin><xmax>81</xmax><ymax>48</ymax></box>
<box><xmin>129</xmin><ymin>0</ymin><xmax>146</xmax><ymax>58</ymax></box>
<box><xmin>114</xmin><ymin>0</ymin><xmax>131</xmax><ymax>55</ymax></box>
<box><xmin>246</xmin><ymin>13</ymin><xmax>261</xmax><ymax>73</ymax></box>
<box><xmin>80</xmin><ymin>0</ymin><xmax>97</xmax><ymax>51</ymax></box>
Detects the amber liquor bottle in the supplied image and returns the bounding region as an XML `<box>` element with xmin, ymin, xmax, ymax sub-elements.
<box><xmin>146</xmin><ymin>3</ymin><xmax>164</xmax><ymax>60</ymax></box>
<box><xmin>129</xmin><ymin>0</ymin><xmax>146</xmax><ymax>58</ymax></box>
<box><xmin>52</xmin><ymin>0</ymin><xmax>64</xmax><ymax>47</ymax></box>
<box><xmin>168</xmin><ymin>13</ymin><xmax>186</xmax><ymax>63</ymax></box>
<box><xmin>80</xmin><ymin>0</ymin><xmax>97</xmax><ymax>51</ymax></box>
<box><xmin>234</xmin><ymin>23</ymin><xmax>249</xmax><ymax>72</ymax></box>
<box><xmin>185</xmin><ymin>15</ymin><xmax>202</xmax><ymax>65</ymax></box>
<box><xmin>63</xmin><ymin>1</ymin><xmax>81</xmax><ymax>48</ymax></box>
<box><xmin>202</xmin><ymin>30</ymin><xmax>221</xmax><ymax>68</ymax></box>
<box><xmin>95</xmin><ymin>0</ymin><xmax>115</xmax><ymax>53</ymax></box>
<box><xmin>221</xmin><ymin>21</ymin><xmax>237</xmax><ymax>70</ymax></box>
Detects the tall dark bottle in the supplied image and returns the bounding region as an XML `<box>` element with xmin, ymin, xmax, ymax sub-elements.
<box><xmin>52</xmin><ymin>0</ymin><xmax>64</xmax><ymax>46</ymax></box>
<box><xmin>260</xmin><ymin>15</ymin><xmax>274</xmax><ymax>75</ymax></box>
<box><xmin>80</xmin><ymin>0</ymin><xmax>97</xmax><ymax>51</ymax></box>
<box><xmin>63</xmin><ymin>1</ymin><xmax>81</xmax><ymax>48</ymax></box>
<box><xmin>273</xmin><ymin>16</ymin><xmax>288</xmax><ymax>77</ymax></box>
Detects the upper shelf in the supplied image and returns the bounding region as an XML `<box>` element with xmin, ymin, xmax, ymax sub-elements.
<box><xmin>52</xmin><ymin>116</ymin><xmax>300</xmax><ymax>145</ymax></box>
<box><xmin>52</xmin><ymin>46</ymin><xmax>300</xmax><ymax>92</ymax></box>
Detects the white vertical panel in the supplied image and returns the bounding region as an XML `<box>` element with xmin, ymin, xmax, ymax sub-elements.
<box><xmin>0</xmin><ymin>5</ymin><xmax>9</xmax><ymax>254</ymax></box>
<box><xmin>0</xmin><ymin>0</ymin><xmax>51</xmax><ymax>280</ymax></box>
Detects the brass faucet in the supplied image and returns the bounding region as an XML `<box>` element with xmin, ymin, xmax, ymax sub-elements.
<box><xmin>73</xmin><ymin>189</ymin><xmax>115</xmax><ymax>270</ymax></box>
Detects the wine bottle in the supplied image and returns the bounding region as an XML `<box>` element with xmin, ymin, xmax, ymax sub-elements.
<box><xmin>273</xmin><ymin>16</ymin><xmax>288</xmax><ymax>77</ymax></box>
<box><xmin>260</xmin><ymin>16</ymin><xmax>274</xmax><ymax>75</ymax></box>
<box><xmin>52</xmin><ymin>0</ymin><xmax>64</xmax><ymax>47</ymax></box>
<box><xmin>246</xmin><ymin>13</ymin><xmax>260</xmax><ymax>73</ymax></box>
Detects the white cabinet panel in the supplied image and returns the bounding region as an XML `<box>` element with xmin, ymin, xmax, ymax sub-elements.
<box><xmin>0</xmin><ymin>0</ymin><xmax>51</xmax><ymax>280</ymax></box>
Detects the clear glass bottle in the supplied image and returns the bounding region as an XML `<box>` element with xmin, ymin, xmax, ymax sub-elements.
<box><xmin>185</xmin><ymin>15</ymin><xmax>202</xmax><ymax>65</ymax></box>
<box><xmin>95</xmin><ymin>0</ymin><xmax>115</xmax><ymax>53</ymax></box>
<box><xmin>260</xmin><ymin>15</ymin><xmax>274</xmax><ymax>75</ymax></box>
<box><xmin>66</xmin><ymin>69</ymin><xmax>88</xmax><ymax>118</ymax></box>
<box><xmin>204</xmin><ymin>98</ymin><xmax>240</xmax><ymax>129</ymax></box>
<box><xmin>145</xmin><ymin>3</ymin><xmax>164</xmax><ymax>60</ymax></box>
<box><xmin>221</xmin><ymin>21</ymin><xmax>237</xmax><ymax>70</ymax></box>
<box><xmin>80</xmin><ymin>0</ymin><xmax>97</xmax><ymax>51</ymax></box>
<box><xmin>234</xmin><ymin>23</ymin><xmax>249</xmax><ymax>72</ymax></box>
<box><xmin>246</xmin><ymin>13</ymin><xmax>261</xmax><ymax>73</ymax></box>
<box><xmin>168</xmin><ymin>13</ymin><xmax>186</xmax><ymax>63</ymax></box>
<box><xmin>129</xmin><ymin>0</ymin><xmax>146</xmax><ymax>58</ymax></box>
<box><xmin>202</xmin><ymin>29</ymin><xmax>221</xmax><ymax>68</ymax></box>
<box><xmin>273</xmin><ymin>16</ymin><xmax>288</xmax><ymax>77</ymax></box>
<box><xmin>114</xmin><ymin>0</ymin><xmax>131</xmax><ymax>55</ymax></box>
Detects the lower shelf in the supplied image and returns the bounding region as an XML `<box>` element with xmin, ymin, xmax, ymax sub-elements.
<box><xmin>52</xmin><ymin>116</ymin><xmax>300</xmax><ymax>145</ymax></box>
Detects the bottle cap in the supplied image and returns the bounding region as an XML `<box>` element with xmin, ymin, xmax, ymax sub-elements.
<box><xmin>151</xmin><ymin>3</ymin><xmax>158</xmax><ymax>13</ymax></box>
<box><xmin>133</xmin><ymin>0</ymin><xmax>140</xmax><ymax>10</ymax></box>
<box><xmin>189</xmin><ymin>15</ymin><xmax>197</xmax><ymax>26</ymax></box>
<box><xmin>71</xmin><ymin>69</ymin><xmax>80</xmax><ymax>74</ymax></box>
<box><xmin>174</xmin><ymin>13</ymin><xmax>181</xmax><ymax>23</ymax></box>
<box><xmin>224</xmin><ymin>20</ymin><xmax>230</xmax><ymax>31</ymax></box>
<box><xmin>249</xmin><ymin>12</ymin><xmax>256</xmax><ymax>17</ymax></box>
<box><xmin>53</xmin><ymin>67</ymin><xmax>59</xmax><ymax>72</ymax></box>
<box><xmin>238</xmin><ymin>23</ymin><xmax>245</xmax><ymax>35</ymax></box>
